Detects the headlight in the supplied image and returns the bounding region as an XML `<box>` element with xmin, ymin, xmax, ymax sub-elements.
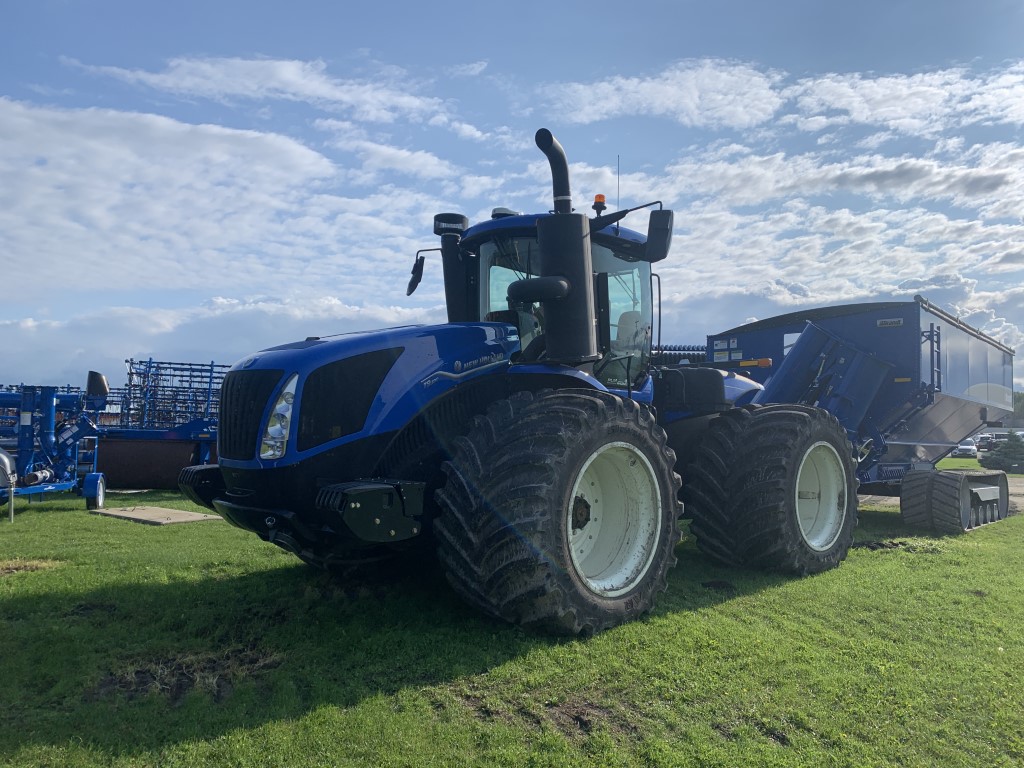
<box><xmin>260</xmin><ymin>374</ymin><xmax>298</xmax><ymax>459</ymax></box>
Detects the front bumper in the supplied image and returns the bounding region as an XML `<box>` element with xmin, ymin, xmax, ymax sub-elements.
<box><xmin>179</xmin><ymin>463</ymin><xmax>426</xmax><ymax>550</ymax></box>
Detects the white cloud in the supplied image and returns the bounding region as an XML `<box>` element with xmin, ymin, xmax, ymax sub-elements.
<box><xmin>0</xmin><ymin>98</ymin><xmax>458</xmax><ymax>319</ymax></box>
<box><xmin>2</xmin><ymin>297</ymin><xmax>446</xmax><ymax>387</ymax></box>
<box><xmin>5</xmin><ymin>53</ymin><xmax>1024</xmax><ymax>389</ymax></box>
<box><xmin>542</xmin><ymin>60</ymin><xmax>784</xmax><ymax>129</ymax></box>
<box><xmin>313</xmin><ymin>122</ymin><xmax>461</xmax><ymax>181</ymax></box>
<box><xmin>69</xmin><ymin>56</ymin><xmax>445</xmax><ymax>123</ymax></box>
<box><xmin>447</xmin><ymin>61</ymin><xmax>488</xmax><ymax>77</ymax></box>
<box><xmin>789</xmin><ymin>63</ymin><xmax>1024</xmax><ymax>137</ymax></box>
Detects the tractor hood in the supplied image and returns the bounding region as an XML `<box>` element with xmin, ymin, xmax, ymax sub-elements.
<box><xmin>218</xmin><ymin>322</ymin><xmax>519</xmax><ymax>467</ymax></box>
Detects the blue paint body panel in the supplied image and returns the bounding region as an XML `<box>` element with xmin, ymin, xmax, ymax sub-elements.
<box><xmin>220</xmin><ymin>322</ymin><xmax>522</xmax><ymax>470</ymax></box>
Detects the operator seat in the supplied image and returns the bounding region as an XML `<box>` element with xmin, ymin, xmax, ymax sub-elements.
<box><xmin>613</xmin><ymin>311</ymin><xmax>643</xmax><ymax>351</ymax></box>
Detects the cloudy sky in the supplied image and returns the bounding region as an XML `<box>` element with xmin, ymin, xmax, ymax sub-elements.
<box><xmin>3</xmin><ymin>0</ymin><xmax>1024</xmax><ymax>387</ymax></box>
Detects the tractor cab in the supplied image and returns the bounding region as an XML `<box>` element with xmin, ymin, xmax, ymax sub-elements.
<box><xmin>454</xmin><ymin>213</ymin><xmax>657</xmax><ymax>390</ymax></box>
<box><xmin>406</xmin><ymin>129</ymin><xmax>672</xmax><ymax>395</ymax></box>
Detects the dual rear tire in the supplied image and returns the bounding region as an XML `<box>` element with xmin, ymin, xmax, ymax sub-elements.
<box><xmin>683</xmin><ymin>405</ymin><xmax>858</xmax><ymax>574</ymax></box>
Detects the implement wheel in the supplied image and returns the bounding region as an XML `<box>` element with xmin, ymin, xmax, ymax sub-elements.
<box><xmin>931</xmin><ymin>470</ymin><xmax>1009</xmax><ymax>535</ymax></box>
<box><xmin>899</xmin><ymin>470</ymin><xmax>934</xmax><ymax>529</ymax></box>
<box><xmin>435</xmin><ymin>389</ymin><xmax>682</xmax><ymax>635</ymax></box>
<box><xmin>84</xmin><ymin>474</ymin><xmax>106</xmax><ymax>511</ymax></box>
<box><xmin>684</xmin><ymin>405</ymin><xmax>858</xmax><ymax>575</ymax></box>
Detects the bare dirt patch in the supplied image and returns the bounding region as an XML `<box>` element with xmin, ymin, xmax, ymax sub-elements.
<box><xmin>1007</xmin><ymin>476</ymin><xmax>1024</xmax><ymax>514</ymax></box>
<box><xmin>852</xmin><ymin>540</ymin><xmax>912</xmax><ymax>551</ymax></box>
<box><xmin>86</xmin><ymin>646</ymin><xmax>282</xmax><ymax>706</ymax></box>
<box><xmin>0</xmin><ymin>559</ymin><xmax>58</xmax><ymax>576</ymax></box>
<box><xmin>456</xmin><ymin>690</ymin><xmax>639</xmax><ymax>740</ymax></box>
<box><xmin>544</xmin><ymin>699</ymin><xmax>637</xmax><ymax>738</ymax></box>
<box><xmin>852</xmin><ymin>539</ymin><xmax>944</xmax><ymax>553</ymax></box>
<box><xmin>713</xmin><ymin>716</ymin><xmax>795</xmax><ymax>747</ymax></box>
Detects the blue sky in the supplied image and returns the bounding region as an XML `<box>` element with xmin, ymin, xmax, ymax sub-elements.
<box><xmin>3</xmin><ymin>0</ymin><xmax>1024</xmax><ymax>386</ymax></box>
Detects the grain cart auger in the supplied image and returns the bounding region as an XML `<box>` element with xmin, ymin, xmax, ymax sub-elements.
<box><xmin>180</xmin><ymin>128</ymin><xmax>859</xmax><ymax>634</ymax></box>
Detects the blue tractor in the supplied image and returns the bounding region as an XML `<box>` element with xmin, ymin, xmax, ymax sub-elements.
<box><xmin>180</xmin><ymin>130</ymin><xmax>858</xmax><ymax>634</ymax></box>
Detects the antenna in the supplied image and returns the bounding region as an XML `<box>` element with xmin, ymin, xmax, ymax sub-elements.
<box><xmin>616</xmin><ymin>154</ymin><xmax>620</xmax><ymax>211</ymax></box>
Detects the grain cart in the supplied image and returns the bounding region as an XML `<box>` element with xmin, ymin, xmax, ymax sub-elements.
<box><xmin>0</xmin><ymin>372</ymin><xmax>110</xmax><ymax>516</ymax></box>
<box><xmin>181</xmin><ymin>129</ymin><xmax>858</xmax><ymax>634</ymax></box>
<box><xmin>693</xmin><ymin>299</ymin><xmax>1014</xmax><ymax>546</ymax></box>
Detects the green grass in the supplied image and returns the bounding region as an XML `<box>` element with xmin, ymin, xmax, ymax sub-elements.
<box><xmin>936</xmin><ymin>457</ymin><xmax>984</xmax><ymax>471</ymax></box>
<box><xmin>1</xmin><ymin>490</ymin><xmax>1023</xmax><ymax>766</ymax></box>
<box><xmin>936</xmin><ymin>455</ymin><xmax>1024</xmax><ymax>474</ymax></box>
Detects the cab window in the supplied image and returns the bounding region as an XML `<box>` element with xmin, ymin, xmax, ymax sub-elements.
<box><xmin>476</xmin><ymin>234</ymin><xmax>652</xmax><ymax>386</ymax></box>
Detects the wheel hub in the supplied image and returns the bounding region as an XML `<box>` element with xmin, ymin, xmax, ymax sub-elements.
<box><xmin>571</xmin><ymin>495</ymin><xmax>592</xmax><ymax>531</ymax></box>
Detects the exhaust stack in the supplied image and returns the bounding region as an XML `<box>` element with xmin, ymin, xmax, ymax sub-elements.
<box><xmin>508</xmin><ymin>129</ymin><xmax>598</xmax><ymax>364</ymax></box>
<box><xmin>535</xmin><ymin>128</ymin><xmax>572</xmax><ymax>214</ymax></box>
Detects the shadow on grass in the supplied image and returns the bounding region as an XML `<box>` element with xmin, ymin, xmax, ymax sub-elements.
<box><xmin>0</xmin><ymin>533</ymin><xmax>779</xmax><ymax>760</ymax></box>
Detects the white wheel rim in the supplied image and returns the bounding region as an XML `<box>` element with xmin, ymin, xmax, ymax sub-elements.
<box><xmin>795</xmin><ymin>441</ymin><xmax>847</xmax><ymax>551</ymax></box>
<box><xmin>566</xmin><ymin>441</ymin><xmax>662</xmax><ymax>598</ymax></box>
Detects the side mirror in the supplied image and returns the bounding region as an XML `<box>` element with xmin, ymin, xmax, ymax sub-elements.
<box><xmin>645</xmin><ymin>209</ymin><xmax>673</xmax><ymax>263</ymax></box>
<box><xmin>406</xmin><ymin>253</ymin><xmax>426</xmax><ymax>296</ymax></box>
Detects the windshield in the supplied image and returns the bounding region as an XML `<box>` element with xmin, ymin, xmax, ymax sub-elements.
<box><xmin>478</xmin><ymin>235</ymin><xmax>653</xmax><ymax>388</ymax></box>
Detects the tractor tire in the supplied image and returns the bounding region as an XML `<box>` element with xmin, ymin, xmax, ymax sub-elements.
<box><xmin>680</xmin><ymin>406</ymin><xmax>756</xmax><ymax>567</ymax></box>
<box><xmin>434</xmin><ymin>389</ymin><xmax>682</xmax><ymax>635</ymax></box>
<box><xmin>899</xmin><ymin>470</ymin><xmax>934</xmax><ymax>530</ymax></box>
<box><xmin>684</xmin><ymin>405</ymin><xmax>857</xmax><ymax>575</ymax></box>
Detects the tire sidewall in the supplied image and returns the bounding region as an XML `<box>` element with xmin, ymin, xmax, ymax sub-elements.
<box><xmin>770</xmin><ymin>409</ymin><xmax>857</xmax><ymax>571</ymax></box>
<box><xmin>434</xmin><ymin>388</ymin><xmax>682</xmax><ymax>634</ymax></box>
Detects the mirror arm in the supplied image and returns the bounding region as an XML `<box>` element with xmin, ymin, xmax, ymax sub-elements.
<box><xmin>406</xmin><ymin>248</ymin><xmax>439</xmax><ymax>296</ymax></box>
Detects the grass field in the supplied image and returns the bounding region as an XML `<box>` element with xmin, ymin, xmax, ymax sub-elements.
<box><xmin>935</xmin><ymin>457</ymin><xmax>985</xmax><ymax>471</ymax></box>
<box><xmin>1</xmin><ymin>488</ymin><xmax>1022</xmax><ymax>767</ymax></box>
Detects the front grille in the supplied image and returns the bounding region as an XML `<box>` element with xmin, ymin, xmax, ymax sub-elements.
<box><xmin>218</xmin><ymin>369</ymin><xmax>285</xmax><ymax>460</ymax></box>
<box><xmin>297</xmin><ymin>348</ymin><xmax>403</xmax><ymax>452</ymax></box>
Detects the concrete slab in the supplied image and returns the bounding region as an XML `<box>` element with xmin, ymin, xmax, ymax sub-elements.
<box><xmin>92</xmin><ymin>506</ymin><xmax>222</xmax><ymax>525</ymax></box>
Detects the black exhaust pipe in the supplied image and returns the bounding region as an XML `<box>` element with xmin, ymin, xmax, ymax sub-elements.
<box><xmin>535</xmin><ymin>128</ymin><xmax>572</xmax><ymax>214</ymax></box>
<box><xmin>506</xmin><ymin>128</ymin><xmax>598</xmax><ymax>364</ymax></box>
